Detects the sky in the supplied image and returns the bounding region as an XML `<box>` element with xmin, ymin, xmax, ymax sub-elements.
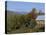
<box><xmin>7</xmin><ymin>1</ymin><xmax>45</xmax><ymax>13</ymax></box>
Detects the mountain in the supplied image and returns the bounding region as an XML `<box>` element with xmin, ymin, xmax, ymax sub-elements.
<box><xmin>15</xmin><ymin>11</ymin><xmax>30</xmax><ymax>14</ymax></box>
<box><xmin>6</xmin><ymin>10</ymin><xmax>45</xmax><ymax>15</ymax></box>
<box><xmin>6</xmin><ymin>10</ymin><xmax>30</xmax><ymax>15</ymax></box>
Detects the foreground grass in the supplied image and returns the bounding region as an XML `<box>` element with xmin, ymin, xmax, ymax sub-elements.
<box><xmin>7</xmin><ymin>13</ymin><xmax>45</xmax><ymax>34</ymax></box>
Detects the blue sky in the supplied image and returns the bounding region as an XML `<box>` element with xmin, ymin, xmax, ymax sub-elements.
<box><xmin>7</xmin><ymin>1</ymin><xmax>45</xmax><ymax>12</ymax></box>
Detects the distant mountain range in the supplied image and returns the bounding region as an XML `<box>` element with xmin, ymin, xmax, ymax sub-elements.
<box><xmin>6</xmin><ymin>10</ymin><xmax>30</xmax><ymax>15</ymax></box>
<box><xmin>6</xmin><ymin>10</ymin><xmax>45</xmax><ymax>15</ymax></box>
<box><xmin>15</xmin><ymin>11</ymin><xmax>30</xmax><ymax>14</ymax></box>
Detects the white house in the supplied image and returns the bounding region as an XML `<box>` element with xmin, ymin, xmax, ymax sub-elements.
<box><xmin>35</xmin><ymin>15</ymin><xmax>45</xmax><ymax>28</ymax></box>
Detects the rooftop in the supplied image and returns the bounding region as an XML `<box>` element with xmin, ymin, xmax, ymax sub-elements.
<box><xmin>36</xmin><ymin>15</ymin><xmax>45</xmax><ymax>20</ymax></box>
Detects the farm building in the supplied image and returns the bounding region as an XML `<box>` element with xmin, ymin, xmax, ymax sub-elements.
<box><xmin>35</xmin><ymin>15</ymin><xmax>45</xmax><ymax>28</ymax></box>
<box><xmin>36</xmin><ymin>15</ymin><xmax>45</xmax><ymax>24</ymax></box>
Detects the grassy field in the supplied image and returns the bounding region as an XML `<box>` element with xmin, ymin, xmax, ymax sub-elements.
<box><xmin>7</xmin><ymin>11</ymin><xmax>45</xmax><ymax>34</ymax></box>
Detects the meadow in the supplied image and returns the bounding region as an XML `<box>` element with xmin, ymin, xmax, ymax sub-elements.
<box><xmin>6</xmin><ymin>8</ymin><xmax>45</xmax><ymax>34</ymax></box>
